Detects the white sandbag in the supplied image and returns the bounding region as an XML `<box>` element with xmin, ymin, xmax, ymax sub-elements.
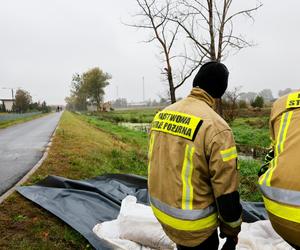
<box><xmin>118</xmin><ymin>196</ymin><xmax>175</xmax><ymax>249</ymax></box>
<box><xmin>93</xmin><ymin>221</ymin><xmax>153</xmax><ymax>250</ymax></box>
<box><xmin>236</xmin><ymin>220</ymin><xmax>294</xmax><ymax>250</ymax></box>
<box><xmin>93</xmin><ymin>195</ymin><xmax>295</xmax><ymax>250</ymax></box>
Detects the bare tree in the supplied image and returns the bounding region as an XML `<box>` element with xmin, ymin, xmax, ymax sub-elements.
<box><xmin>223</xmin><ymin>86</ymin><xmax>242</xmax><ymax>122</ymax></box>
<box><xmin>129</xmin><ymin>0</ymin><xmax>206</xmax><ymax>103</ymax></box>
<box><xmin>172</xmin><ymin>0</ymin><xmax>262</xmax><ymax>114</ymax></box>
<box><xmin>175</xmin><ymin>0</ymin><xmax>262</xmax><ymax>61</ymax></box>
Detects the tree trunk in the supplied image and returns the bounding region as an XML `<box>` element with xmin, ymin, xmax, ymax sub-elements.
<box><xmin>207</xmin><ymin>0</ymin><xmax>216</xmax><ymax>61</ymax></box>
<box><xmin>167</xmin><ymin>67</ymin><xmax>176</xmax><ymax>104</ymax></box>
<box><xmin>169</xmin><ymin>84</ymin><xmax>176</xmax><ymax>104</ymax></box>
<box><xmin>215</xmin><ymin>98</ymin><xmax>223</xmax><ymax>116</ymax></box>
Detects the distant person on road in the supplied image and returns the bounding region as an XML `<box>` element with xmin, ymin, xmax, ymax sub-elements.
<box><xmin>148</xmin><ymin>62</ymin><xmax>242</xmax><ymax>250</ymax></box>
<box><xmin>258</xmin><ymin>89</ymin><xmax>300</xmax><ymax>249</ymax></box>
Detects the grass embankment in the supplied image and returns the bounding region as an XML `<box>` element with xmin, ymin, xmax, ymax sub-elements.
<box><xmin>0</xmin><ymin>111</ymin><xmax>148</xmax><ymax>249</ymax></box>
<box><xmin>231</xmin><ymin>117</ymin><xmax>271</xmax><ymax>148</ymax></box>
<box><xmin>92</xmin><ymin>110</ymin><xmax>271</xmax><ymax>148</ymax></box>
<box><xmin>92</xmin><ymin>108</ymin><xmax>158</xmax><ymax>123</ymax></box>
<box><xmin>239</xmin><ymin>159</ymin><xmax>261</xmax><ymax>201</ymax></box>
<box><xmin>0</xmin><ymin>113</ymin><xmax>47</xmax><ymax>129</ymax></box>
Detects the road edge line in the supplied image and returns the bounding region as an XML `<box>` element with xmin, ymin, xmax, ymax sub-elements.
<box><xmin>0</xmin><ymin>115</ymin><xmax>61</xmax><ymax>205</ymax></box>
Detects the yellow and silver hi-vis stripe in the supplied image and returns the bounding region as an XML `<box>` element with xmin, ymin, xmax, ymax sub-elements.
<box><xmin>220</xmin><ymin>146</ymin><xmax>238</xmax><ymax>162</ymax></box>
<box><xmin>286</xmin><ymin>91</ymin><xmax>300</xmax><ymax>109</ymax></box>
<box><xmin>148</xmin><ymin>133</ymin><xmax>155</xmax><ymax>178</ymax></box>
<box><xmin>181</xmin><ymin>144</ymin><xmax>195</xmax><ymax>210</ymax></box>
<box><xmin>150</xmin><ymin>196</ymin><xmax>218</xmax><ymax>231</ymax></box>
<box><xmin>263</xmin><ymin>196</ymin><xmax>300</xmax><ymax>223</ymax></box>
<box><xmin>260</xmin><ymin>186</ymin><xmax>300</xmax><ymax>223</ymax></box>
<box><xmin>151</xmin><ymin>110</ymin><xmax>203</xmax><ymax>141</ymax></box>
<box><xmin>259</xmin><ymin>111</ymin><xmax>293</xmax><ymax>186</ymax></box>
<box><xmin>220</xmin><ymin>216</ymin><xmax>242</xmax><ymax>228</ymax></box>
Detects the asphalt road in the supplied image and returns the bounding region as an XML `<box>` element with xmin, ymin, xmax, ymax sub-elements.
<box><xmin>0</xmin><ymin>112</ymin><xmax>62</xmax><ymax>196</ymax></box>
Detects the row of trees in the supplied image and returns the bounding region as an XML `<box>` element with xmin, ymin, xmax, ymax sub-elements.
<box><xmin>65</xmin><ymin>67</ymin><xmax>111</xmax><ymax>111</ymax></box>
<box><xmin>112</xmin><ymin>97</ymin><xmax>171</xmax><ymax>108</ymax></box>
<box><xmin>0</xmin><ymin>89</ymin><xmax>50</xmax><ymax>113</ymax></box>
<box><xmin>227</xmin><ymin>87</ymin><xmax>296</xmax><ymax>106</ymax></box>
<box><xmin>111</xmin><ymin>87</ymin><xmax>291</xmax><ymax>110</ymax></box>
<box><xmin>130</xmin><ymin>0</ymin><xmax>262</xmax><ymax>110</ymax></box>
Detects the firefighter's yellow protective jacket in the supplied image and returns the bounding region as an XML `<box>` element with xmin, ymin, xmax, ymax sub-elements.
<box><xmin>148</xmin><ymin>88</ymin><xmax>242</xmax><ymax>247</ymax></box>
<box><xmin>259</xmin><ymin>89</ymin><xmax>300</xmax><ymax>246</ymax></box>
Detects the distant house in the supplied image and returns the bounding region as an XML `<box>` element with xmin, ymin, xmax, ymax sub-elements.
<box><xmin>87</xmin><ymin>102</ymin><xmax>112</xmax><ymax>112</ymax></box>
<box><xmin>0</xmin><ymin>99</ymin><xmax>15</xmax><ymax>112</ymax></box>
<box><xmin>100</xmin><ymin>101</ymin><xmax>112</xmax><ymax>112</ymax></box>
<box><xmin>127</xmin><ymin>101</ymin><xmax>148</xmax><ymax>108</ymax></box>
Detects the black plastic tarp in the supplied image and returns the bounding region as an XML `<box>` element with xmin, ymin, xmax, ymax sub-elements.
<box><xmin>17</xmin><ymin>174</ymin><xmax>268</xmax><ymax>250</ymax></box>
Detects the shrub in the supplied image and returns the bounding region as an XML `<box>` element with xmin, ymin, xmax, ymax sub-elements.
<box><xmin>251</xmin><ymin>96</ymin><xmax>264</xmax><ymax>108</ymax></box>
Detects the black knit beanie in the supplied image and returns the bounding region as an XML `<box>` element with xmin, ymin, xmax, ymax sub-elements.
<box><xmin>193</xmin><ymin>61</ymin><xmax>229</xmax><ymax>98</ymax></box>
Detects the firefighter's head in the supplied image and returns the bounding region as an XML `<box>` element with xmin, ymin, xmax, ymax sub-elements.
<box><xmin>193</xmin><ymin>61</ymin><xmax>229</xmax><ymax>98</ymax></box>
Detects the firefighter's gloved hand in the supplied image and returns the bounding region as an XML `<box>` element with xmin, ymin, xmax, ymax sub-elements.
<box><xmin>221</xmin><ymin>236</ymin><xmax>238</xmax><ymax>250</ymax></box>
<box><xmin>264</xmin><ymin>149</ymin><xmax>274</xmax><ymax>163</ymax></box>
<box><xmin>220</xmin><ymin>221</ymin><xmax>241</xmax><ymax>238</ymax></box>
<box><xmin>220</xmin><ymin>221</ymin><xmax>240</xmax><ymax>250</ymax></box>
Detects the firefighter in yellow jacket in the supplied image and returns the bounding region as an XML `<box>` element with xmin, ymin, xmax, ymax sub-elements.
<box><xmin>259</xmin><ymin>90</ymin><xmax>300</xmax><ymax>249</ymax></box>
<box><xmin>148</xmin><ymin>62</ymin><xmax>242</xmax><ymax>250</ymax></box>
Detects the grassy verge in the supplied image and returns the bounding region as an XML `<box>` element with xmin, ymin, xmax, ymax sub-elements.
<box><xmin>231</xmin><ymin>117</ymin><xmax>271</xmax><ymax>148</ymax></box>
<box><xmin>90</xmin><ymin>108</ymin><xmax>158</xmax><ymax>124</ymax></box>
<box><xmin>82</xmin><ymin>115</ymin><xmax>149</xmax><ymax>152</ymax></box>
<box><xmin>0</xmin><ymin>111</ymin><xmax>262</xmax><ymax>249</ymax></box>
<box><xmin>91</xmin><ymin>110</ymin><xmax>271</xmax><ymax>148</ymax></box>
<box><xmin>0</xmin><ymin>111</ymin><xmax>148</xmax><ymax>249</ymax></box>
<box><xmin>0</xmin><ymin>113</ymin><xmax>47</xmax><ymax>129</ymax></box>
<box><xmin>239</xmin><ymin>158</ymin><xmax>262</xmax><ymax>201</ymax></box>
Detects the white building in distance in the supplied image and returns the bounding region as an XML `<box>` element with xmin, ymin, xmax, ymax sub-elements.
<box><xmin>0</xmin><ymin>99</ymin><xmax>15</xmax><ymax>111</ymax></box>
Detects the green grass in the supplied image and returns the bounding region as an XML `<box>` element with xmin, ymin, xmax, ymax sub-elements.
<box><xmin>90</xmin><ymin>110</ymin><xmax>271</xmax><ymax>149</ymax></box>
<box><xmin>231</xmin><ymin>117</ymin><xmax>271</xmax><ymax>148</ymax></box>
<box><xmin>239</xmin><ymin>158</ymin><xmax>262</xmax><ymax>201</ymax></box>
<box><xmin>90</xmin><ymin>108</ymin><xmax>158</xmax><ymax>124</ymax></box>
<box><xmin>0</xmin><ymin>113</ymin><xmax>47</xmax><ymax>129</ymax></box>
<box><xmin>82</xmin><ymin>114</ymin><xmax>149</xmax><ymax>153</ymax></box>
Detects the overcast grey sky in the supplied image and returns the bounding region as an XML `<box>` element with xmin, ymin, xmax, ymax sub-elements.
<box><xmin>0</xmin><ymin>0</ymin><xmax>299</xmax><ymax>104</ymax></box>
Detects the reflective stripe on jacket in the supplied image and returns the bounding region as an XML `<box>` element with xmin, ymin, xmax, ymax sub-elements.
<box><xmin>148</xmin><ymin>88</ymin><xmax>241</xmax><ymax>247</ymax></box>
<box><xmin>259</xmin><ymin>89</ymin><xmax>300</xmax><ymax>246</ymax></box>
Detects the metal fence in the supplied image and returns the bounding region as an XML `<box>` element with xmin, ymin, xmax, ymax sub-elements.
<box><xmin>0</xmin><ymin>112</ymin><xmax>42</xmax><ymax>121</ymax></box>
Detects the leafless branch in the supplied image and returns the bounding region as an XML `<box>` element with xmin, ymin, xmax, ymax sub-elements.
<box><xmin>225</xmin><ymin>2</ymin><xmax>263</xmax><ymax>24</ymax></box>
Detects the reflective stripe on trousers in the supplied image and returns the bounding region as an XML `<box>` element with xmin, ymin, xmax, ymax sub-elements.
<box><xmin>150</xmin><ymin>196</ymin><xmax>218</xmax><ymax>231</ymax></box>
